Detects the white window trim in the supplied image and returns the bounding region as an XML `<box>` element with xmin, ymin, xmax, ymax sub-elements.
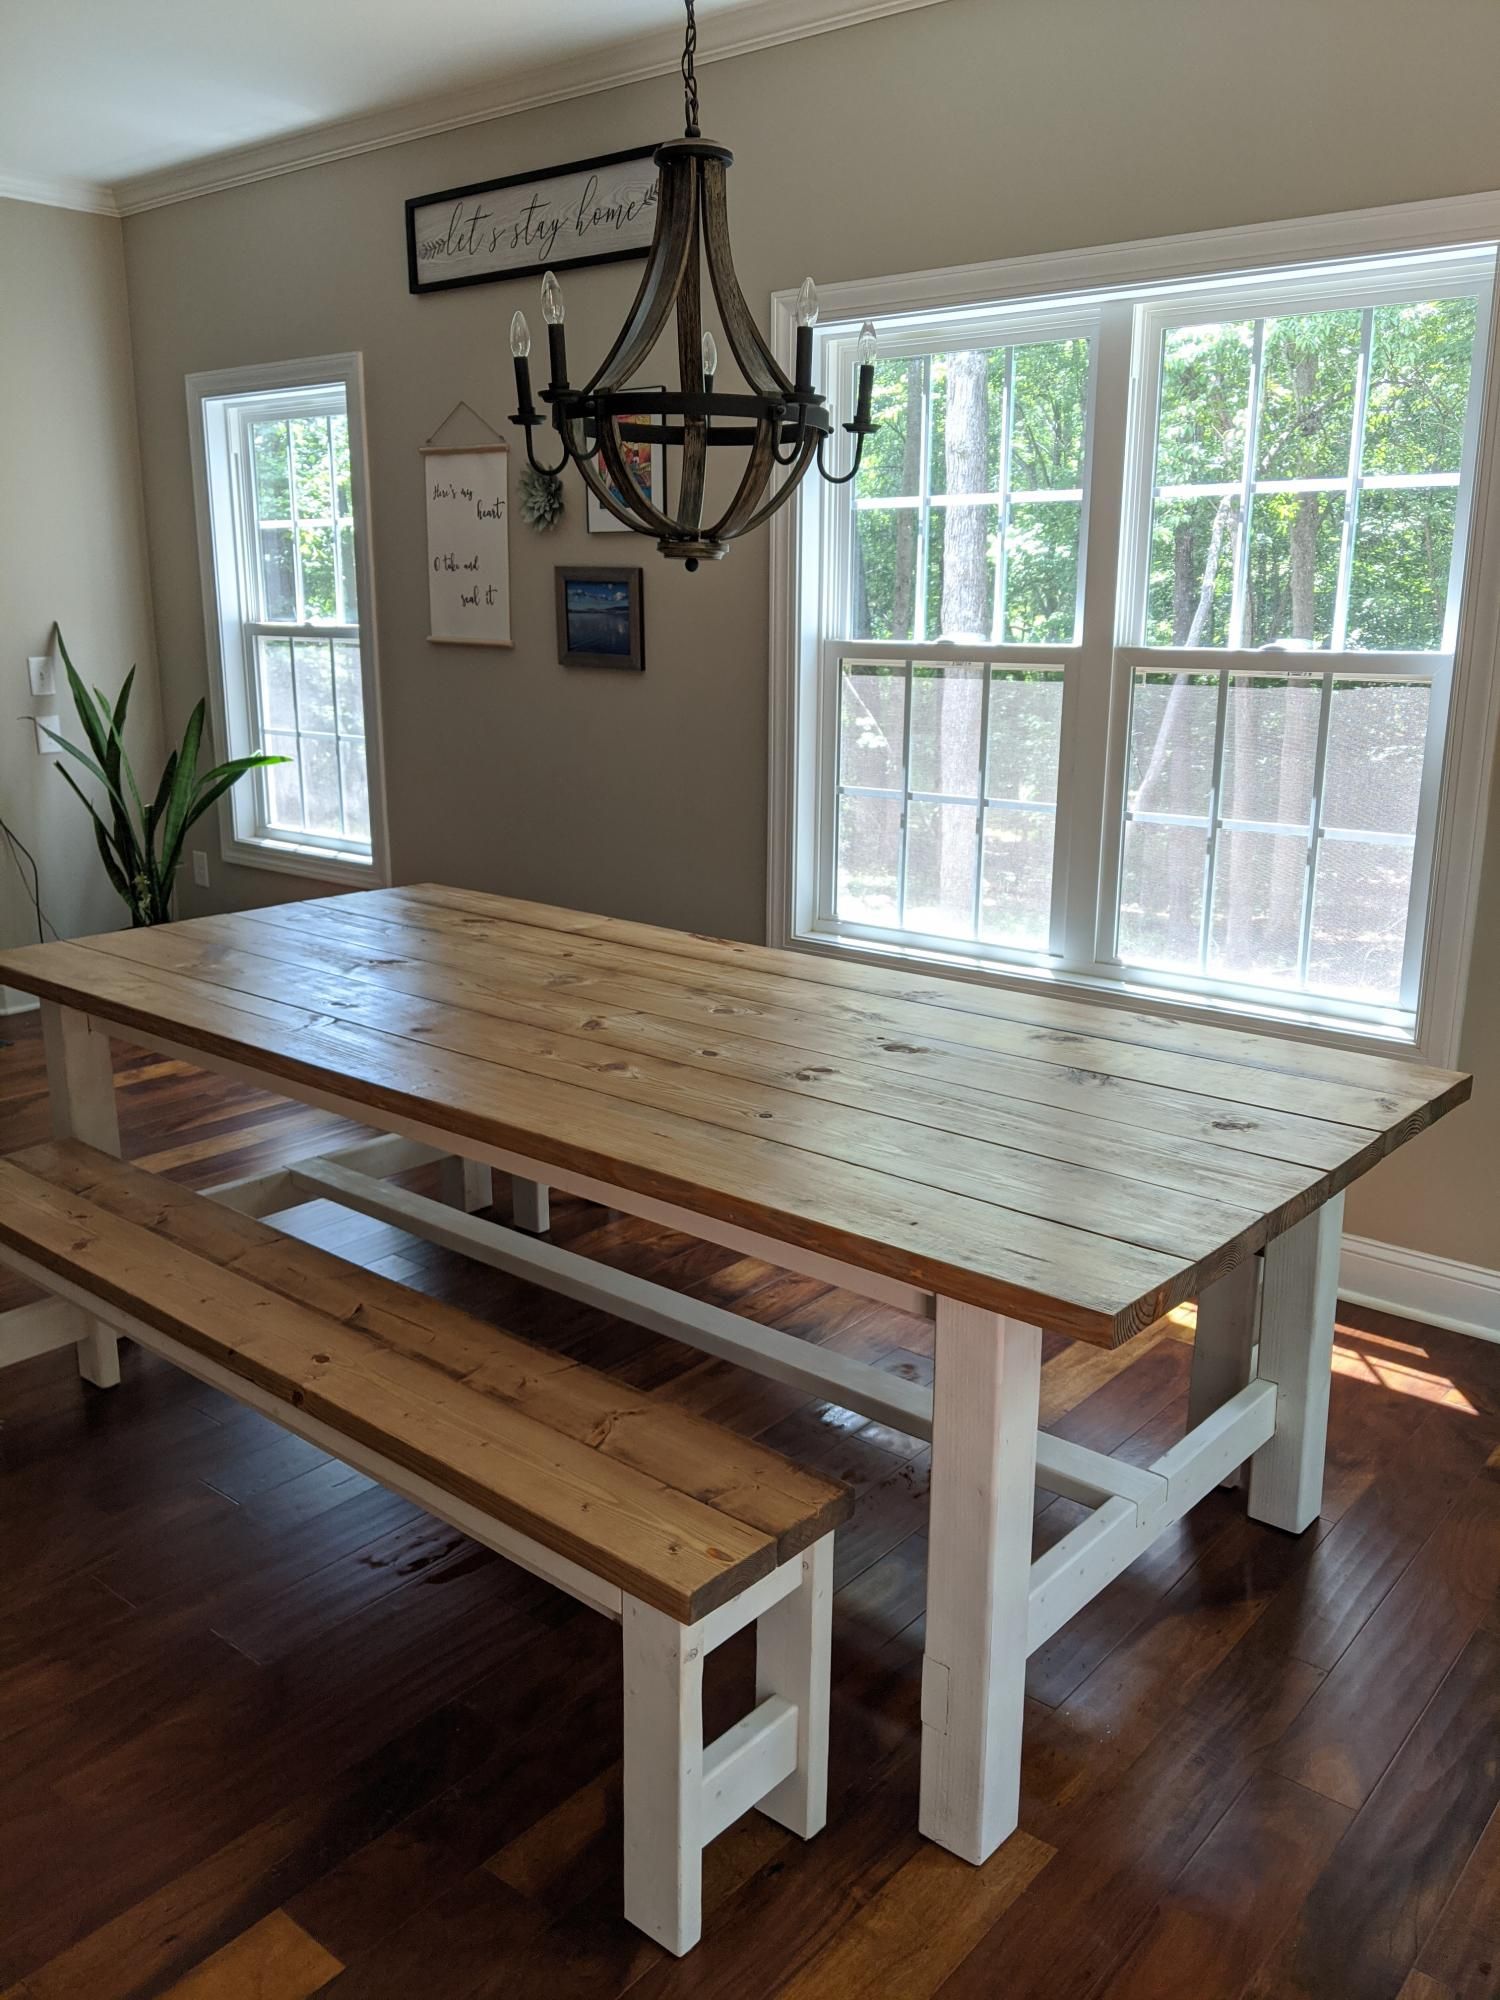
<box><xmin>768</xmin><ymin>191</ymin><xmax>1500</xmax><ymax>1068</ymax></box>
<box><xmin>186</xmin><ymin>352</ymin><xmax>391</xmax><ymax>887</ymax></box>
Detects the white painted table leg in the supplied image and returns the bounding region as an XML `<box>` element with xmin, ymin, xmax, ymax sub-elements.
<box><xmin>919</xmin><ymin>1301</ymin><xmax>1042</xmax><ymax>1864</ymax></box>
<box><xmin>438</xmin><ymin>1155</ymin><xmax>493</xmax><ymax>1213</ymax></box>
<box><xmin>1248</xmin><ymin>1193</ymin><xmax>1344</xmax><ymax>1534</ymax></box>
<box><xmin>40</xmin><ymin>1002</ymin><xmax>122</xmax><ymax>1388</ymax></box>
<box><xmin>753</xmin><ymin>1533</ymin><xmax>832</xmax><ymax>1838</ymax></box>
<box><xmin>510</xmin><ymin>1176</ymin><xmax>550</xmax><ymax>1233</ymax></box>
<box><xmin>622</xmin><ymin>1595</ymin><xmax>704</xmax><ymax>1956</ymax></box>
<box><xmin>1189</xmin><ymin>1253</ymin><xmax>1261</xmax><ymax>1488</ymax></box>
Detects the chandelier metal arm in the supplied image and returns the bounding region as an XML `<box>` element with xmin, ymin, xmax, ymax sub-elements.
<box><xmin>815</xmin><ymin>425</ymin><xmax>874</xmax><ymax>486</ymax></box>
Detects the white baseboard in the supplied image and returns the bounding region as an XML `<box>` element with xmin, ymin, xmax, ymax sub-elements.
<box><xmin>0</xmin><ymin>986</ymin><xmax>39</xmax><ymax>1017</ymax></box>
<box><xmin>1340</xmin><ymin>1234</ymin><xmax>1500</xmax><ymax>1346</ymax></box>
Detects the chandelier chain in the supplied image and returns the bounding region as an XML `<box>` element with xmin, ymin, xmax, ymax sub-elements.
<box><xmin>681</xmin><ymin>0</ymin><xmax>700</xmax><ymax>137</ymax></box>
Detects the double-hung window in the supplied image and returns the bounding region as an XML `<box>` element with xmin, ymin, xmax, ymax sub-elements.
<box><xmin>779</xmin><ymin>228</ymin><xmax>1499</xmax><ymax>1059</ymax></box>
<box><xmin>189</xmin><ymin>354</ymin><xmax>386</xmax><ymax>883</ymax></box>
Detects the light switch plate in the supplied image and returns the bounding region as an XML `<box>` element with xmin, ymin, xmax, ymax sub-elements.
<box><xmin>191</xmin><ymin>850</ymin><xmax>211</xmax><ymax>888</ymax></box>
<box><xmin>32</xmin><ymin>719</ymin><xmax>59</xmax><ymax>757</ymax></box>
<box><xmin>27</xmin><ymin>655</ymin><xmax>56</xmax><ymax>700</ymax></box>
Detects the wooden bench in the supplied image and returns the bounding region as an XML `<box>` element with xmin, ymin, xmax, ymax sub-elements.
<box><xmin>0</xmin><ymin>1140</ymin><xmax>853</xmax><ymax>1956</ymax></box>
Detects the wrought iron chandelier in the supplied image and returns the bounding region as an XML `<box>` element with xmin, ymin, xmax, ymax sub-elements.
<box><xmin>509</xmin><ymin>0</ymin><xmax>878</xmax><ymax>568</ymax></box>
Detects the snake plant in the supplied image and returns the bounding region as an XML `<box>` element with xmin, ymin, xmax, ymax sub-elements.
<box><xmin>42</xmin><ymin>625</ymin><xmax>286</xmax><ymax>927</ymax></box>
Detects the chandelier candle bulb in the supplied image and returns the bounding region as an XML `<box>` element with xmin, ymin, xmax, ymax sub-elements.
<box><xmin>854</xmin><ymin>321</ymin><xmax>877</xmax><ymax>429</ymax></box>
<box><xmin>540</xmin><ymin>268</ymin><xmax>568</xmax><ymax>388</ymax></box>
<box><xmin>701</xmin><ymin>329</ymin><xmax>718</xmax><ymax>389</ymax></box>
<box><xmin>794</xmin><ymin>277</ymin><xmax>819</xmax><ymax>394</ymax></box>
<box><xmin>510</xmin><ymin>312</ymin><xmax>536</xmax><ymax>423</ymax></box>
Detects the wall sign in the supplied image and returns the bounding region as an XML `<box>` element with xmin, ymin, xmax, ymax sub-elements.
<box><xmin>406</xmin><ymin>147</ymin><xmax>660</xmax><ymax>295</ymax></box>
<box><xmin>424</xmin><ymin>444</ymin><xmax>511</xmax><ymax>647</ymax></box>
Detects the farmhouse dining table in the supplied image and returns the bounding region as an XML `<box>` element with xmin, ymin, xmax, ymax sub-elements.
<box><xmin>0</xmin><ymin>884</ymin><xmax>1470</xmax><ymax>1866</ymax></box>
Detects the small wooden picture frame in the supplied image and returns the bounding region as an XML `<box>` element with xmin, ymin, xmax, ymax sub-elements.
<box><xmin>555</xmin><ymin>566</ymin><xmax>645</xmax><ymax>671</ymax></box>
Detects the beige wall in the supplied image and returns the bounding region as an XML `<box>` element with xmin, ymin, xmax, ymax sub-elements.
<box><xmin>120</xmin><ymin>0</ymin><xmax>1500</xmax><ymax>1265</ymax></box>
<box><xmin>0</xmin><ymin>198</ymin><xmax>160</xmax><ymax>1005</ymax></box>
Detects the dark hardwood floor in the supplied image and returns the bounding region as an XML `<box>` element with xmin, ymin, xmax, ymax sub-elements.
<box><xmin>0</xmin><ymin>1004</ymin><xmax>1496</xmax><ymax>2000</ymax></box>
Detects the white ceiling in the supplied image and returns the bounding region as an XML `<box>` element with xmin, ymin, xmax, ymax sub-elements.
<box><xmin>0</xmin><ymin>0</ymin><xmax>946</xmax><ymax>214</ymax></box>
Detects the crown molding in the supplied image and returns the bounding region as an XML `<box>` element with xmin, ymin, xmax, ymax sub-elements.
<box><xmin>0</xmin><ymin>172</ymin><xmax>118</xmax><ymax>218</ymax></box>
<box><xmin>111</xmin><ymin>0</ymin><xmax>954</xmax><ymax>216</ymax></box>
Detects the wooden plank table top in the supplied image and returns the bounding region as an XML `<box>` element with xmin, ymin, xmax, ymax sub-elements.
<box><xmin>0</xmin><ymin>884</ymin><xmax>1470</xmax><ymax>1346</ymax></box>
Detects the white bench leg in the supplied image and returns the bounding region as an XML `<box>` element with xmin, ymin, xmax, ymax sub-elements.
<box><xmin>920</xmin><ymin>1302</ymin><xmax>1042</xmax><ymax>1865</ymax></box>
<box><xmin>40</xmin><ymin>1003</ymin><xmax>122</xmax><ymax>1389</ymax></box>
<box><xmin>510</xmin><ymin>1176</ymin><xmax>550</xmax><ymax>1233</ymax></box>
<box><xmin>1248</xmin><ymin>1194</ymin><xmax>1344</xmax><ymax>1534</ymax></box>
<box><xmin>754</xmin><ymin>1535</ymin><xmax>832</xmax><ymax>1837</ymax></box>
<box><xmin>438</xmin><ymin>1156</ymin><xmax>493</xmax><ymax>1213</ymax></box>
<box><xmin>622</xmin><ymin>1597</ymin><xmax>705</xmax><ymax>1956</ymax></box>
<box><xmin>1189</xmin><ymin>1253</ymin><xmax>1261</xmax><ymax>1489</ymax></box>
<box><xmin>621</xmin><ymin>1535</ymin><xmax>836</xmax><ymax>1955</ymax></box>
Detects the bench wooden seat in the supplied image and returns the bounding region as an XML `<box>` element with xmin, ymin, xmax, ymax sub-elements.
<box><xmin>0</xmin><ymin>1139</ymin><xmax>853</xmax><ymax>1954</ymax></box>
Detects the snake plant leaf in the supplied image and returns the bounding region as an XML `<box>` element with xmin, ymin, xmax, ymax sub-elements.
<box><xmin>161</xmin><ymin>752</ymin><xmax>286</xmax><ymax>881</ymax></box>
<box><xmin>54</xmin><ymin>763</ymin><xmax>132</xmax><ymax>899</ymax></box>
<box><xmin>53</xmin><ymin>629</ymin><xmax>113</xmax><ymax>771</ymax></box>
<box><xmin>159</xmin><ymin>699</ymin><xmax>206</xmax><ymax>869</ymax></box>
<box><xmin>39</xmin><ymin>724</ymin><xmax>135</xmax><ymax>830</ymax></box>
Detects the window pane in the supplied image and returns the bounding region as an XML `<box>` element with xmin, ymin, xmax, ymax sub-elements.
<box><xmin>300</xmin><ymin>735</ymin><xmax>342</xmax><ymax>835</ymax></box>
<box><xmin>856</xmin><ymin>357</ymin><xmax>925</xmax><ymax>502</ymax></box>
<box><xmin>1118</xmin><ymin>821</ymin><xmax>1206</xmax><ymax>971</ymax></box>
<box><xmin>1246</xmin><ymin>491</ymin><xmax>1343</xmax><ymax>650</ymax></box>
<box><xmin>299</xmin><ymin>525</ymin><xmax>338</xmax><ymax>622</ymax></box>
<box><xmin>839</xmin><ymin>663</ymin><xmax>905</xmax><ymax>789</ymax></box>
<box><xmin>1346</xmin><ymin>488</ymin><xmax>1456</xmax><ymax>650</ymax></box>
<box><xmin>930</xmin><ymin>351</ymin><xmax>1002</xmax><ymax>496</ymax></box>
<box><xmin>1364</xmin><ymin>299</ymin><xmax>1477</xmax><ymax>476</ymax></box>
<box><xmin>338</xmin><ymin>523</ymin><xmax>358</xmax><ymax>620</ymax></box>
<box><xmin>981</xmin><ymin>809</ymin><xmax>1054</xmax><ymax>950</ymax></box>
<box><xmin>257</xmin><ymin>637</ymin><xmax>295</xmax><ymax>733</ymax></box>
<box><xmin>927</xmin><ymin>505</ymin><xmax>997</xmax><ymax>642</ymax></box>
<box><xmin>339</xmin><ymin>739</ymin><xmax>370</xmax><ymax>843</ymax></box>
<box><xmin>251</xmin><ymin>420</ymin><xmax>290</xmax><ymax>522</ymax></box>
<box><xmin>265</xmin><ymin>732</ymin><xmax>302</xmax><ymax>828</ymax></box>
<box><xmin>1011</xmin><ymin>340</ymin><xmax>1088</xmax><ymax>491</ymax></box>
<box><xmin>259</xmin><ymin>528</ymin><xmax>295</xmax><ymax>621</ymax></box>
<box><xmin>1154</xmin><ymin>321</ymin><xmax>1254</xmax><ymax>486</ymax></box>
<box><xmin>1256</xmin><ymin>311</ymin><xmax>1361</xmax><ymax>481</ymax></box>
<box><xmin>1003</xmin><ymin>501</ymin><xmax>1079</xmax><ymax>644</ymax></box>
<box><xmin>1307</xmin><ymin>837</ymin><xmax>1413</xmax><ymax>1002</ymax></box>
<box><xmin>905</xmin><ymin>800</ymin><xmax>978</xmax><ymax>938</ymax></box>
<box><xmin>1209</xmin><ymin>828</ymin><xmax>1309</xmax><ymax>984</ymax></box>
<box><xmin>837</xmin><ymin>794</ymin><xmax>901</xmax><ymax>924</ymax></box>
<box><xmin>1145</xmin><ymin>496</ymin><xmax>1237</xmax><ymax>647</ymax></box>
<box><xmin>332</xmin><ymin>415</ymin><xmax>353</xmax><ymax>518</ymax></box>
<box><xmin>1127</xmin><ymin>672</ymin><xmax>1220</xmax><ymax>816</ymax></box>
<box><xmin>293</xmin><ymin>638</ymin><xmax>335</xmax><ymax>733</ymax></box>
<box><xmin>1219</xmin><ymin>675</ymin><xmax>1321</xmax><ymax>827</ymax></box>
<box><xmin>333</xmin><ymin>642</ymin><xmax>365</xmax><ymax>738</ymax></box>
<box><xmin>987</xmin><ymin>671</ymin><xmax>1063</xmax><ymax>805</ymax></box>
<box><xmin>910</xmin><ymin>665</ymin><xmax>982</xmax><ymax>796</ymax></box>
<box><xmin>290</xmin><ymin>416</ymin><xmax>332</xmax><ymax>519</ymax></box>
<box><xmin>1322</xmin><ymin>678</ymin><xmax>1430</xmax><ymax>834</ymax></box>
<box><xmin>852</xmin><ymin>507</ymin><xmax>918</xmax><ymax>640</ymax></box>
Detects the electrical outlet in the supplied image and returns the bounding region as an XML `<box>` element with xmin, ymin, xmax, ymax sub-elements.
<box><xmin>191</xmin><ymin>850</ymin><xmax>211</xmax><ymax>888</ymax></box>
<box><xmin>27</xmin><ymin>655</ymin><xmax>56</xmax><ymax>700</ymax></box>
<box><xmin>31</xmin><ymin>719</ymin><xmax>58</xmax><ymax>757</ymax></box>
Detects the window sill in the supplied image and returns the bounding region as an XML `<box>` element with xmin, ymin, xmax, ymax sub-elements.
<box><xmin>222</xmin><ymin>835</ymin><xmax>385</xmax><ymax>889</ymax></box>
<box><xmin>786</xmin><ymin>924</ymin><xmax>1425</xmax><ymax>1062</ymax></box>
